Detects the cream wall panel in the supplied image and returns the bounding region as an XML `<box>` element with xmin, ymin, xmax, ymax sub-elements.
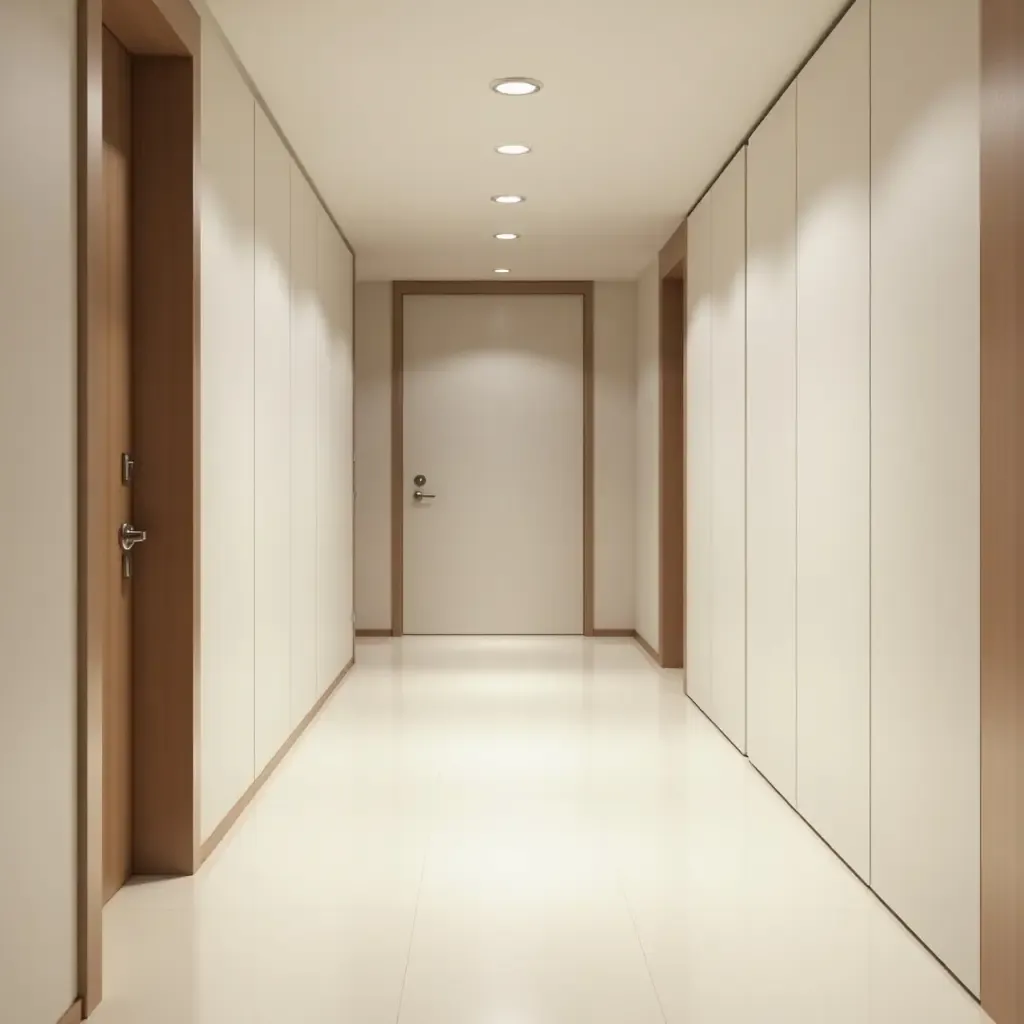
<box><xmin>0</xmin><ymin>0</ymin><xmax>78</xmax><ymax>1018</ymax></box>
<box><xmin>795</xmin><ymin>0</ymin><xmax>871</xmax><ymax>878</ymax></box>
<box><xmin>253</xmin><ymin>107</ymin><xmax>293</xmax><ymax>774</ymax></box>
<box><xmin>746</xmin><ymin>85</ymin><xmax>798</xmax><ymax>802</ymax></box>
<box><xmin>200</xmin><ymin>29</ymin><xmax>256</xmax><ymax>839</ymax></box>
<box><xmin>710</xmin><ymin>149</ymin><xmax>748</xmax><ymax>752</ymax></box>
<box><xmin>594</xmin><ymin>282</ymin><xmax>638</xmax><ymax>631</ymax></box>
<box><xmin>338</xmin><ymin>242</ymin><xmax>355</xmax><ymax>669</ymax></box>
<box><xmin>635</xmin><ymin>261</ymin><xmax>661</xmax><ymax>652</ymax></box>
<box><xmin>317</xmin><ymin>210</ymin><xmax>354</xmax><ymax>688</ymax></box>
<box><xmin>290</xmin><ymin>169</ymin><xmax>320</xmax><ymax>724</ymax></box>
<box><xmin>354</xmin><ymin>283</ymin><xmax>393</xmax><ymax>631</ymax></box>
<box><xmin>685</xmin><ymin>195</ymin><xmax>713</xmax><ymax>717</ymax></box>
<box><xmin>870</xmin><ymin>0</ymin><xmax>980</xmax><ymax>991</ymax></box>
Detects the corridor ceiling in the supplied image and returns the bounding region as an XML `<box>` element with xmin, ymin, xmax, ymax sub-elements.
<box><xmin>205</xmin><ymin>0</ymin><xmax>848</xmax><ymax>280</ymax></box>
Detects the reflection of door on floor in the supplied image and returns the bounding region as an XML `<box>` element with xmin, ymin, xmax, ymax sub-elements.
<box><xmin>402</xmin><ymin>294</ymin><xmax>584</xmax><ymax>636</ymax></box>
<box><xmin>102</xmin><ymin>28</ymin><xmax>134</xmax><ymax>903</ymax></box>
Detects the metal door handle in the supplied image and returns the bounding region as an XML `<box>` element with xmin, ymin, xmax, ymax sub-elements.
<box><xmin>119</xmin><ymin>523</ymin><xmax>147</xmax><ymax>551</ymax></box>
<box><xmin>413</xmin><ymin>491</ymin><xmax>436</xmax><ymax>501</ymax></box>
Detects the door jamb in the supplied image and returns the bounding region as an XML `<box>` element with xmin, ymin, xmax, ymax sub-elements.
<box><xmin>78</xmin><ymin>0</ymin><xmax>200</xmax><ymax>1014</ymax></box>
<box><xmin>390</xmin><ymin>280</ymin><xmax>595</xmax><ymax>637</ymax></box>
<box><xmin>657</xmin><ymin>224</ymin><xmax>687</xmax><ymax>669</ymax></box>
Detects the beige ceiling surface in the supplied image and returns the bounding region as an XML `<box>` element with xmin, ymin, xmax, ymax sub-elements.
<box><xmin>206</xmin><ymin>0</ymin><xmax>847</xmax><ymax>280</ymax></box>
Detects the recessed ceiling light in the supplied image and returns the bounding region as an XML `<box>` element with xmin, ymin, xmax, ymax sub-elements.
<box><xmin>494</xmin><ymin>232</ymin><xmax>519</xmax><ymax>240</ymax></box>
<box><xmin>491</xmin><ymin>77</ymin><xmax>543</xmax><ymax>96</ymax></box>
<box><xmin>491</xmin><ymin>194</ymin><xmax>525</xmax><ymax>204</ymax></box>
<box><xmin>494</xmin><ymin>268</ymin><xmax>511</xmax><ymax>274</ymax></box>
<box><xmin>496</xmin><ymin>143</ymin><xmax>531</xmax><ymax>156</ymax></box>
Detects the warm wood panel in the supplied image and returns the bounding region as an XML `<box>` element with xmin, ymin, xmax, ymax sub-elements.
<box><xmin>746</xmin><ymin>83</ymin><xmax>798</xmax><ymax>804</ymax></box>
<box><xmin>78</xmin><ymin>1</ymin><xmax>106</xmax><ymax>1011</ymax></box>
<box><xmin>103</xmin><ymin>0</ymin><xmax>199</xmax><ymax>56</ymax></box>
<box><xmin>101</xmin><ymin>28</ymin><xmax>133</xmax><ymax>903</ymax></box>
<box><xmin>658</xmin><ymin>262</ymin><xmax>685</xmax><ymax>670</ymax></box>
<box><xmin>795</xmin><ymin>0</ymin><xmax>871</xmax><ymax>879</ymax></box>
<box><xmin>981</xmin><ymin>0</ymin><xmax>1024</xmax><ymax>1019</ymax></box>
<box><xmin>130</xmin><ymin>53</ymin><xmax>199</xmax><ymax>875</ymax></box>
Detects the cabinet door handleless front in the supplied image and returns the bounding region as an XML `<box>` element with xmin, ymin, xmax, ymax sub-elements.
<box><xmin>794</xmin><ymin>0</ymin><xmax>872</xmax><ymax>881</ymax></box>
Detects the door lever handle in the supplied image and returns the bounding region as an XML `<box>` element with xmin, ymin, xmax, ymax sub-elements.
<box><xmin>119</xmin><ymin>523</ymin><xmax>147</xmax><ymax>551</ymax></box>
<box><xmin>413</xmin><ymin>490</ymin><xmax>436</xmax><ymax>501</ymax></box>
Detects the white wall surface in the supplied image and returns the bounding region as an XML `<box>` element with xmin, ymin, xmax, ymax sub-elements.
<box><xmin>354</xmin><ymin>283</ymin><xmax>393</xmax><ymax>631</ymax></box>
<box><xmin>709</xmin><ymin>150</ymin><xmax>748</xmax><ymax>752</ymax></box>
<box><xmin>317</xmin><ymin>210</ymin><xmax>355</xmax><ymax>687</ymax></box>
<box><xmin>354</xmin><ymin>283</ymin><xmax>639</xmax><ymax>635</ymax></box>
<box><xmin>746</xmin><ymin>84</ymin><xmax>798</xmax><ymax>804</ymax></box>
<box><xmin>594</xmin><ymin>282</ymin><xmax>638</xmax><ymax>631</ymax></box>
<box><xmin>201</xmin><ymin>27</ymin><xmax>257</xmax><ymax>839</ymax></box>
<box><xmin>635</xmin><ymin>262</ymin><xmax>661</xmax><ymax>651</ymax></box>
<box><xmin>201</xmin><ymin>26</ymin><xmax>354</xmax><ymax>841</ymax></box>
<box><xmin>254</xmin><ymin>106</ymin><xmax>293</xmax><ymax>774</ymax></box>
<box><xmin>794</xmin><ymin>0</ymin><xmax>872</xmax><ymax>880</ymax></box>
<box><xmin>685</xmin><ymin>195</ymin><xmax>713</xmax><ymax>717</ymax></box>
<box><xmin>869</xmin><ymin>0</ymin><xmax>980</xmax><ymax>991</ymax></box>
<box><xmin>0</xmin><ymin>1</ymin><xmax>78</xmax><ymax>1021</ymax></box>
<box><xmin>289</xmin><ymin>170</ymin><xmax>320</xmax><ymax>728</ymax></box>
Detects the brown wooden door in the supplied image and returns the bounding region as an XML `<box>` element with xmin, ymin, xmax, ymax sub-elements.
<box><xmin>102</xmin><ymin>29</ymin><xmax>134</xmax><ymax>903</ymax></box>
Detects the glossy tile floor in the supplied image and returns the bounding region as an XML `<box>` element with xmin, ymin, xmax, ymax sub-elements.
<box><xmin>93</xmin><ymin>638</ymin><xmax>989</xmax><ymax>1023</ymax></box>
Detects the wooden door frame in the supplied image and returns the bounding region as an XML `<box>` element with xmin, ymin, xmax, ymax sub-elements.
<box><xmin>390</xmin><ymin>280</ymin><xmax>595</xmax><ymax>637</ymax></box>
<box><xmin>78</xmin><ymin>0</ymin><xmax>200</xmax><ymax>1015</ymax></box>
<box><xmin>657</xmin><ymin>224</ymin><xmax>687</xmax><ymax>669</ymax></box>
<box><xmin>980</xmin><ymin>2</ymin><xmax>1024</xmax><ymax>1021</ymax></box>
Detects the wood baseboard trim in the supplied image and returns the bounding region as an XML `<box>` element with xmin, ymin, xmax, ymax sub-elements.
<box><xmin>632</xmin><ymin>631</ymin><xmax>661</xmax><ymax>665</ymax></box>
<box><xmin>356</xmin><ymin>628</ymin><xmax>393</xmax><ymax>638</ymax></box>
<box><xmin>592</xmin><ymin>628</ymin><xmax>635</xmax><ymax>638</ymax></box>
<box><xmin>57</xmin><ymin>1000</ymin><xmax>82</xmax><ymax>1024</ymax></box>
<box><xmin>198</xmin><ymin>656</ymin><xmax>355</xmax><ymax>865</ymax></box>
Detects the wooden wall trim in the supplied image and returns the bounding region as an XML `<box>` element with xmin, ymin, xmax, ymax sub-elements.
<box><xmin>104</xmin><ymin>0</ymin><xmax>199</xmax><ymax>55</ymax></box>
<box><xmin>198</xmin><ymin>659</ymin><xmax>355</xmax><ymax>865</ymax></box>
<box><xmin>659</xmin><ymin>221</ymin><xmax>687</xmax><ymax>279</ymax></box>
<box><xmin>658</xmin><ymin>229</ymin><xmax>686</xmax><ymax>670</ymax></box>
<box><xmin>130</xmin><ymin>52</ymin><xmax>199</xmax><ymax>878</ymax></box>
<box><xmin>981</xmin><ymin>1</ymin><xmax>1024</xmax><ymax>1021</ymax></box>
<box><xmin>79</xmin><ymin>0</ymin><xmax>200</xmax><ymax>1013</ymax></box>
<box><xmin>56</xmin><ymin>1000</ymin><xmax>83</xmax><ymax>1024</ymax></box>
<box><xmin>390</xmin><ymin>281</ymin><xmax>595</xmax><ymax>637</ymax></box>
<box><xmin>77</xmin><ymin>5</ymin><xmax>105</xmax><ymax>1013</ymax></box>
<box><xmin>633</xmin><ymin>631</ymin><xmax>660</xmax><ymax>666</ymax></box>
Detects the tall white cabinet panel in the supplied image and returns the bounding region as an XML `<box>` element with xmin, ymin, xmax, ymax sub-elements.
<box><xmin>710</xmin><ymin>150</ymin><xmax>748</xmax><ymax>751</ymax></box>
<box><xmin>317</xmin><ymin>211</ymin><xmax>354</xmax><ymax>692</ymax></box>
<box><xmin>253</xmin><ymin>108</ymin><xmax>293</xmax><ymax>774</ymax></box>
<box><xmin>795</xmin><ymin>0</ymin><xmax>871</xmax><ymax>879</ymax></box>
<box><xmin>685</xmin><ymin>194</ymin><xmax>713</xmax><ymax>718</ymax></box>
<box><xmin>746</xmin><ymin>85</ymin><xmax>798</xmax><ymax>802</ymax></box>
<box><xmin>870</xmin><ymin>0</ymin><xmax>981</xmax><ymax>992</ymax></box>
<box><xmin>338</xmin><ymin>243</ymin><xmax>356</xmax><ymax>673</ymax></box>
<box><xmin>200</xmin><ymin>32</ymin><xmax>256</xmax><ymax>839</ymax></box>
<box><xmin>290</xmin><ymin>169</ymin><xmax>320</xmax><ymax>727</ymax></box>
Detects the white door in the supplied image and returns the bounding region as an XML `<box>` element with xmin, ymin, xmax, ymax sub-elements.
<box><xmin>403</xmin><ymin>293</ymin><xmax>584</xmax><ymax>635</ymax></box>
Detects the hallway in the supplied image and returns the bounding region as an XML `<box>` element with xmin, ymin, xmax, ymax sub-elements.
<box><xmin>92</xmin><ymin>638</ymin><xmax>985</xmax><ymax>1024</ymax></box>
